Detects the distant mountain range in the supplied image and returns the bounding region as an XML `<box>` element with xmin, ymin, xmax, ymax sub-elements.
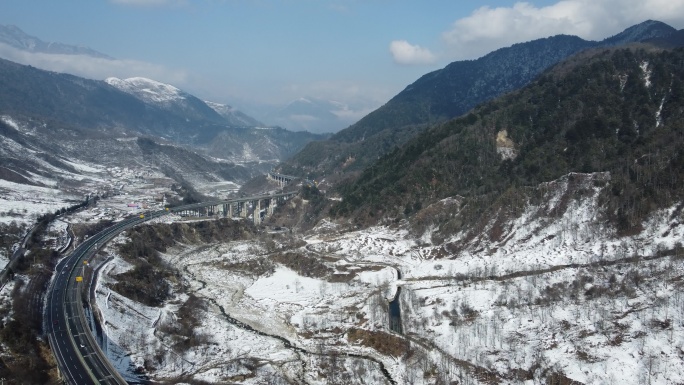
<box><xmin>281</xmin><ymin>20</ymin><xmax>681</xmax><ymax>177</ymax></box>
<box><xmin>0</xmin><ymin>24</ymin><xmax>112</xmax><ymax>59</ymax></box>
<box><xmin>105</xmin><ymin>76</ymin><xmax>231</xmax><ymax>128</ymax></box>
<box><xmin>0</xmin><ymin>112</ymin><xmax>259</xmax><ymax>194</ymax></box>
<box><xmin>0</xmin><ymin>56</ymin><xmax>328</xmax><ymax>192</ymax></box>
<box><xmin>0</xmin><ymin>24</ymin><xmax>359</xmax><ymax>135</ymax></box>
<box><xmin>0</xmin><ymin>57</ymin><xmax>324</xmax><ymax>157</ymax></box>
<box><xmin>263</xmin><ymin>97</ymin><xmax>361</xmax><ymax>134</ymax></box>
<box><xmin>204</xmin><ymin>101</ymin><xmax>263</xmax><ymax>128</ymax></box>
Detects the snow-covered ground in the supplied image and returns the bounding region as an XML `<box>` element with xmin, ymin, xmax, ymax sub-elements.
<box><xmin>0</xmin><ymin>160</ymin><xmax>188</xmax><ymax>288</ymax></box>
<box><xmin>0</xmin><ymin>179</ymin><xmax>80</xmax><ymax>225</ymax></box>
<box><xmin>93</xmin><ymin>232</ymin><xmax>395</xmax><ymax>384</ymax></box>
<box><xmin>0</xmin><ymin>161</ymin><xmax>178</xmax><ymax>226</ymax></box>
<box><xmin>90</xmin><ymin>172</ymin><xmax>684</xmax><ymax>384</ymax></box>
<box><xmin>2</xmin><ymin>163</ymin><xmax>681</xmax><ymax>384</ymax></box>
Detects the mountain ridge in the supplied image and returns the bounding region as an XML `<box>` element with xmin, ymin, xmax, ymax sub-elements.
<box><xmin>105</xmin><ymin>76</ymin><xmax>231</xmax><ymax>127</ymax></box>
<box><xmin>330</xmin><ymin>46</ymin><xmax>684</xmax><ymax>236</ymax></box>
<box><xmin>282</xmin><ymin>20</ymin><xmax>679</xmax><ymax>177</ymax></box>
<box><xmin>204</xmin><ymin>100</ymin><xmax>264</xmax><ymax>128</ymax></box>
<box><xmin>0</xmin><ymin>58</ymin><xmax>325</xmax><ymax>164</ymax></box>
<box><xmin>0</xmin><ymin>24</ymin><xmax>112</xmax><ymax>59</ymax></box>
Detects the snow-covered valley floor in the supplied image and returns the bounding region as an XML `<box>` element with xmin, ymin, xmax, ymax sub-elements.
<box><xmin>92</xmin><ymin>179</ymin><xmax>684</xmax><ymax>385</ymax></box>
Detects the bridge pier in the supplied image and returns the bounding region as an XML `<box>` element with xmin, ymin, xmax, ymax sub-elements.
<box><xmin>171</xmin><ymin>191</ymin><xmax>297</xmax><ymax>223</ymax></box>
<box><xmin>253</xmin><ymin>199</ymin><xmax>261</xmax><ymax>225</ymax></box>
<box><xmin>267</xmin><ymin>172</ymin><xmax>296</xmax><ymax>188</ymax></box>
<box><xmin>267</xmin><ymin>198</ymin><xmax>275</xmax><ymax>216</ymax></box>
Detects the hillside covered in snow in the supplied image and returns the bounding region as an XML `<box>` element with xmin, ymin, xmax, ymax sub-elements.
<box><xmin>87</xmin><ymin>171</ymin><xmax>684</xmax><ymax>384</ymax></box>
<box><xmin>82</xmin><ymin>46</ymin><xmax>684</xmax><ymax>384</ymax></box>
<box><xmin>1</xmin><ymin>21</ymin><xmax>684</xmax><ymax>385</ymax></box>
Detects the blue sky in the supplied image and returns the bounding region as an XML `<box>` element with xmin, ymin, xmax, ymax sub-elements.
<box><xmin>1</xmin><ymin>0</ymin><xmax>683</xmax><ymax>118</ymax></box>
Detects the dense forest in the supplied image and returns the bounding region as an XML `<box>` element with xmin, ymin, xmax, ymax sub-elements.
<box><xmin>332</xmin><ymin>47</ymin><xmax>684</xmax><ymax>233</ymax></box>
<box><xmin>281</xmin><ymin>21</ymin><xmax>677</xmax><ymax>177</ymax></box>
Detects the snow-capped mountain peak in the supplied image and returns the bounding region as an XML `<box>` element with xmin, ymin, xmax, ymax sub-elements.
<box><xmin>103</xmin><ymin>75</ymin><xmax>266</xmax><ymax>132</ymax></box>
<box><xmin>204</xmin><ymin>100</ymin><xmax>237</xmax><ymax>115</ymax></box>
<box><xmin>204</xmin><ymin>101</ymin><xmax>264</xmax><ymax>127</ymax></box>
<box><xmin>105</xmin><ymin>76</ymin><xmax>186</xmax><ymax>104</ymax></box>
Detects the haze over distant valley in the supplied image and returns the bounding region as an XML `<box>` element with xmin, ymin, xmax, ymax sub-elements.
<box><xmin>0</xmin><ymin>24</ymin><xmax>371</xmax><ymax>134</ymax></box>
<box><xmin>2</xmin><ymin>0</ymin><xmax>683</xmax><ymax>133</ymax></box>
<box><xmin>2</xmin><ymin>2</ymin><xmax>684</xmax><ymax>384</ymax></box>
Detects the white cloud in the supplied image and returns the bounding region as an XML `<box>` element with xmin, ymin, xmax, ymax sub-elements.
<box><xmin>0</xmin><ymin>42</ymin><xmax>190</xmax><ymax>87</ymax></box>
<box><xmin>442</xmin><ymin>0</ymin><xmax>684</xmax><ymax>60</ymax></box>
<box><xmin>389</xmin><ymin>40</ymin><xmax>437</xmax><ymax>65</ymax></box>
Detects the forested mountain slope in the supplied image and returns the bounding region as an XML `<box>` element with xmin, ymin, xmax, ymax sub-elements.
<box><xmin>282</xmin><ymin>20</ymin><xmax>677</xmax><ymax>177</ymax></box>
<box><xmin>332</xmin><ymin>47</ymin><xmax>684</xmax><ymax>235</ymax></box>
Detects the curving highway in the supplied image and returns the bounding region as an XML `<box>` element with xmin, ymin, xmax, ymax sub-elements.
<box><xmin>47</xmin><ymin>213</ymin><xmax>163</xmax><ymax>384</ymax></box>
<box><xmin>46</xmin><ymin>192</ymin><xmax>298</xmax><ymax>384</ymax></box>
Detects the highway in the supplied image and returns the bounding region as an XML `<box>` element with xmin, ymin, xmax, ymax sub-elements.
<box><xmin>46</xmin><ymin>192</ymin><xmax>298</xmax><ymax>384</ymax></box>
<box><xmin>47</xmin><ymin>212</ymin><xmax>166</xmax><ymax>384</ymax></box>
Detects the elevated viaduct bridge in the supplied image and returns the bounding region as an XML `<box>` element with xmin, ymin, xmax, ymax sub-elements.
<box><xmin>47</xmin><ymin>189</ymin><xmax>300</xmax><ymax>384</ymax></box>
<box><xmin>173</xmin><ymin>190</ymin><xmax>298</xmax><ymax>225</ymax></box>
<box><xmin>266</xmin><ymin>172</ymin><xmax>298</xmax><ymax>187</ymax></box>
